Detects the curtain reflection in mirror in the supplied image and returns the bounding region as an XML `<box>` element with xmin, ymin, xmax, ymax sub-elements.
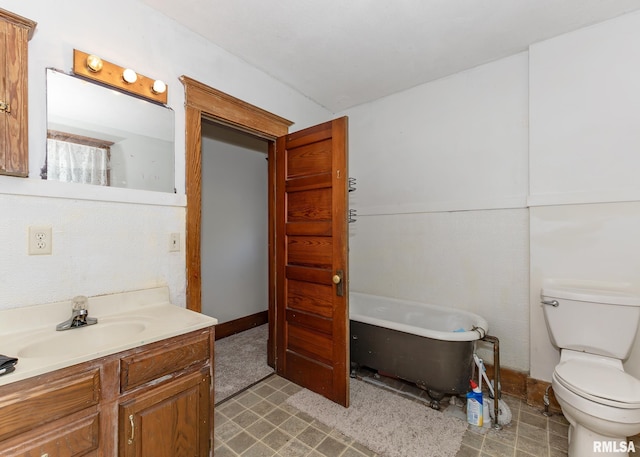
<box><xmin>44</xmin><ymin>134</ymin><xmax>112</xmax><ymax>186</ymax></box>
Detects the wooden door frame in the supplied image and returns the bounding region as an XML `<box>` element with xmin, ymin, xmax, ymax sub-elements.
<box><xmin>180</xmin><ymin>76</ymin><xmax>293</xmax><ymax>365</ymax></box>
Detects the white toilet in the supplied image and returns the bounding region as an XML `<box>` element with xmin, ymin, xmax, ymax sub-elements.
<box><xmin>542</xmin><ymin>287</ymin><xmax>640</xmax><ymax>457</ymax></box>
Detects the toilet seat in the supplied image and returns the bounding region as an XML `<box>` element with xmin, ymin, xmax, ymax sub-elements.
<box><xmin>555</xmin><ymin>359</ymin><xmax>640</xmax><ymax>409</ymax></box>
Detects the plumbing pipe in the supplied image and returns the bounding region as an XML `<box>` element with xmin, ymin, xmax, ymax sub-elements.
<box><xmin>542</xmin><ymin>384</ymin><xmax>553</xmax><ymax>417</ymax></box>
<box><xmin>481</xmin><ymin>334</ymin><xmax>501</xmax><ymax>430</ymax></box>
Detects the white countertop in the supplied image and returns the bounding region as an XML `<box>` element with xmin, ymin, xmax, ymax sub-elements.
<box><xmin>0</xmin><ymin>286</ymin><xmax>217</xmax><ymax>387</ymax></box>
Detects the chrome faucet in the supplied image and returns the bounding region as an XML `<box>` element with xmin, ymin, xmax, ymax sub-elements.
<box><xmin>56</xmin><ymin>295</ymin><xmax>98</xmax><ymax>331</ymax></box>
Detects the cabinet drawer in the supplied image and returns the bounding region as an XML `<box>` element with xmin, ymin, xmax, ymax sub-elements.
<box><xmin>120</xmin><ymin>332</ymin><xmax>210</xmax><ymax>392</ymax></box>
<box><xmin>0</xmin><ymin>369</ymin><xmax>100</xmax><ymax>442</ymax></box>
<box><xmin>4</xmin><ymin>413</ymin><xmax>99</xmax><ymax>457</ymax></box>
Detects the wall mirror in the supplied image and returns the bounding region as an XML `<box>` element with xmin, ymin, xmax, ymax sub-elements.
<box><xmin>44</xmin><ymin>68</ymin><xmax>175</xmax><ymax>193</ymax></box>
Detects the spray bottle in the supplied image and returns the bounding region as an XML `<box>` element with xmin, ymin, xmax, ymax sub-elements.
<box><xmin>466</xmin><ymin>380</ymin><xmax>483</xmax><ymax>426</ymax></box>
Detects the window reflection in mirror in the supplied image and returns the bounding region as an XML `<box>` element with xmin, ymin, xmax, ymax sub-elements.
<box><xmin>44</xmin><ymin>68</ymin><xmax>175</xmax><ymax>193</ymax></box>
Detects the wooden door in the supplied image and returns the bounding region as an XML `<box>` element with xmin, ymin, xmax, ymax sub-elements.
<box><xmin>0</xmin><ymin>9</ymin><xmax>35</xmax><ymax>177</ymax></box>
<box><xmin>275</xmin><ymin>117</ymin><xmax>349</xmax><ymax>407</ymax></box>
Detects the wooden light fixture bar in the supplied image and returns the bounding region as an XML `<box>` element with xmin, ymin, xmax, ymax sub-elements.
<box><xmin>72</xmin><ymin>49</ymin><xmax>168</xmax><ymax>104</ymax></box>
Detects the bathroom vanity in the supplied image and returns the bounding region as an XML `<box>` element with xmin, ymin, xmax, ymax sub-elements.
<box><xmin>0</xmin><ymin>287</ymin><xmax>217</xmax><ymax>456</ymax></box>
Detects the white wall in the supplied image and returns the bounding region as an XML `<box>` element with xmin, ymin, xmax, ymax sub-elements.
<box><xmin>529</xmin><ymin>10</ymin><xmax>640</xmax><ymax>381</ymax></box>
<box><xmin>200</xmin><ymin>122</ymin><xmax>269</xmax><ymax>323</ymax></box>
<box><xmin>342</xmin><ymin>53</ymin><xmax>531</xmax><ymax>371</ymax></box>
<box><xmin>0</xmin><ymin>0</ymin><xmax>331</xmax><ymax>311</ymax></box>
<box><xmin>530</xmin><ymin>203</ymin><xmax>640</xmax><ymax>380</ymax></box>
<box><xmin>346</xmin><ymin>53</ymin><xmax>529</xmax><ymax>216</ymax></box>
<box><xmin>344</xmin><ymin>9</ymin><xmax>640</xmax><ymax>378</ymax></box>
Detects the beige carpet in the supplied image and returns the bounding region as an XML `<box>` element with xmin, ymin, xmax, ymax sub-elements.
<box><xmin>286</xmin><ymin>379</ymin><xmax>467</xmax><ymax>457</ymax></box>
<box><xmin>214</xmin><ymin>324</ymin><xmax>273</xmax><ymax>403</ymax></box>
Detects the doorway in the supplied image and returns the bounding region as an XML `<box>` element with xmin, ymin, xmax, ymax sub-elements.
<box><xmin>181</xmin><ymin>76</ymin><xmax>349</xmax><ymax>406</ymax></box>
<box><xmin>200</xmin><ymin>120</ymin><xmax>274</xmax><ymax>402</ymax></box>
<box><xmin>181</xmin><ymin>76</ymin><xmax>291</xmax><ymax>367</ymax></box>
<box><xmin>200</xmin><ymin>120</ymin><xmax>269</xmax><ymax>325</ymax></box>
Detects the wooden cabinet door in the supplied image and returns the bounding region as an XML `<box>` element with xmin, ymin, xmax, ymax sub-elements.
<box><xmin>275</xmin><ymin>117</ymin><xmax>350</xmax><ymax>406</ymax></box>
<box><xmin>119</xmin><ymin>371</ymin><xmax>210</xmax><ymax>457</ymax></box>
<box><xmin>0</xmin><ymin>9</ymin><xmax>35</xmax><ymax>177</ymax></box>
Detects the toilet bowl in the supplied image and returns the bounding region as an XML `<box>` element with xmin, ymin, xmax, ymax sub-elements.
<box><xmin>551</xmin><ymin>353</ymin><xmax>640</xmax><ymax>456</ymax></box>
<box><xmin>541</xmin><ymin>286</ymin><xmax>640</xmax><ymax>456</ymax></box>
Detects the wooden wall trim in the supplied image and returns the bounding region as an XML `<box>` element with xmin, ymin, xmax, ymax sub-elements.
<box><xmin>180</xmin><ymin>76</ymin><xmax>292</xmax><ymax>139</ymax></box>
<box><xmin>179</xmin><ymin>75</ymin><xmax>291</xmax><ymax>333</ymax></box>
<box><xmin>0</xmin><ymin>8</ymin><xmax>37</xmax><ymax>40</ymax></box>
<box><xmin>267</xmin><ymin>141</ymin><xmax>276</xmax><ymax>367</ymax></box>
<box><xmin>483</xmin><ymin>364</ymin><xmax>562</xmax><ymax>412</ymax></box>
<box><xmin>48</xmin><ymin>130</ymin><xmax>114</xmax><ymax>149</ymax></box>
<box><xmin>483</xmin><ymin>363</ymin><xmax>527</xmax><ymax>400</ymax></box>
<box><xmin>184</xmin><ymin>104</ymin><xmax>202</xmax><ymax>312</ymax></box>
<box><xmin>215</xmin><ymin>311</ymin><xmax>268</xmax><ymax>340</ymax></box>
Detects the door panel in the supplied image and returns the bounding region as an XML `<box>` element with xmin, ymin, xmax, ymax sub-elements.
<box><xmin>119</xmin><ymin>371</ymin><xmax>209</xmax><ymax>457</ymax></box>
<box><xmin>287</xmin><ymin>281</ymin><xmax>333</xmax><ymax>317</ymax></box>
<box><xmin>286</xmin><ymin>141</ymin><xmax>332</xmax><ymax>177</ymax></box>
<box><xmin>275</xmin><ymin>117</ymin><xmax>349</xmax><ymax>406</ymax></box>
<box><xmin>287</xmin><ymin>236</ymin><xmax>332</xmax><ymax>268</ymax></box>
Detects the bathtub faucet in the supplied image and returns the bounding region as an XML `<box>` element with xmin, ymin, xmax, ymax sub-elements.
<box><xmin>472</xmin><ymin>325</ymin><xmax>486</xmax><ymax>339</ymax></box>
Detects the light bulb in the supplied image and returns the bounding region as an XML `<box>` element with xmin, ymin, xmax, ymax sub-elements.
<box><xmin>122</xmin><ymin>68</ymin><xmax>138</xmax><ymax>84</ymax></box>
<box><xmin>86</xmin><ymin>54</ymin><xmax>103</xmax><ymax>72</ymax></box>
<box><xmin>152</xmin><ymin>80</ymin><xmax>166</xmax><ymax>94</ymax></box>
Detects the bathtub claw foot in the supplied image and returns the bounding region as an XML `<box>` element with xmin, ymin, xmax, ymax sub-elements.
<box><xmin>429</xmin><ymin>400</ymin><xmax>441</xmax><ymax>410</ymax></box>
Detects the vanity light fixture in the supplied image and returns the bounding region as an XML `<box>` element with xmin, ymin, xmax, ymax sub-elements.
<box><xmin>72</xmin><ymin>49</ymin><xmax>168</xmax><ymax>104</ymax></box>
<box><xmin>122</xmin><ymin>68</ymin><xmax>138</xmax><ymax>84</ymax></box>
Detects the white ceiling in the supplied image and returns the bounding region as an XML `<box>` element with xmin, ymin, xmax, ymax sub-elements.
<box><xmin>141</xmin><ymin>0</ymin><xmax>640</xmax><ymax>112</ymax></box>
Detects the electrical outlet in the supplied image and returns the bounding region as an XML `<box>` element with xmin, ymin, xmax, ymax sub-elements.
<box><xmin>169</xmin><ymin>233</ymin><xmax>180</xmax><ymax>252</ymax></box>
<box><xmin>28</xmin><ymin>226</ymin><xmax>52</xmax><ymax>255</ymax></box>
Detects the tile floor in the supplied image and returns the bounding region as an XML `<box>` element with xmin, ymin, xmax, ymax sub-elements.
<box><xmin>214</xmin><ymin>373</ymin><xmax>574</xmax><ymax>457</ymax></box>
<box><xmin>214</xmin><ymin>374</ymin><xmax>376</xmax><ymax>457</ymax></box>
<box><xmin>455</xmin><ymin>394</ymin><xmax>569</xmax><ymax>457</ymax></box>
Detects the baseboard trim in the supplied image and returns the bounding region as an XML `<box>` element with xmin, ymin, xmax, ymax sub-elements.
<box><xmin>483</xmin><ymin>363</ymin><xmax>526</xmax><ymax>399</ymax></box>
<box><xmin>483</xmin><ymin>364</ymin><xmax>561</xmax><ymax>412</ymax></box>
<box><xmin>215</xmin><ymin>311</ymin><xmax>268</xmax><ymax>340</ymax></box>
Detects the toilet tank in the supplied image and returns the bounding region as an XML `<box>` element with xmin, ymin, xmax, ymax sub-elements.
<box><xmin>541</xmin><ymin>287</ymin><xmax>640</xmax><ymax>360</ymax></box>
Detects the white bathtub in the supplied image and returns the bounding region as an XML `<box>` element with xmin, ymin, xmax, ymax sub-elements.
<box><xmin>349</xmin><ymin>292</ymin><xmax>489</xmax><ymax>397</ymax></box>
<box><xmin>350</xmin><ymin>292</ymin><xmax>488</xmax><ymax>341</ymax></box>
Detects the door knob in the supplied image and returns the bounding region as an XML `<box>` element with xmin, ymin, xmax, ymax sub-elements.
<box><xmin>333</xmin><ymin>270</ymin><xmax>344</xmax><ymax>297</ymax></box>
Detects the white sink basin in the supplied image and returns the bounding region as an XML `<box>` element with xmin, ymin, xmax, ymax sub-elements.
<box><xmin>0</xmin><ymin>286</ymin><xmax>218</xmax><ymax>387</ymax></box>
<box><xmin>18</xmin><ymin>321</ymin><xmax>148</xmax><ymax>358</ymax></box>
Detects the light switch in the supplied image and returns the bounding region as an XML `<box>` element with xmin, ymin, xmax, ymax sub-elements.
<box><xmin>169</xmin><ymin>233</ymin><xmax>180</xmax><ymax>252</ymax></box>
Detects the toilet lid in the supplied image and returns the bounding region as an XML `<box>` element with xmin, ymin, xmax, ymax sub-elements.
<box><xmin>555</xmin><ymin>360</ymin><xmax>640</xmax><ymax>408</ymax></box>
